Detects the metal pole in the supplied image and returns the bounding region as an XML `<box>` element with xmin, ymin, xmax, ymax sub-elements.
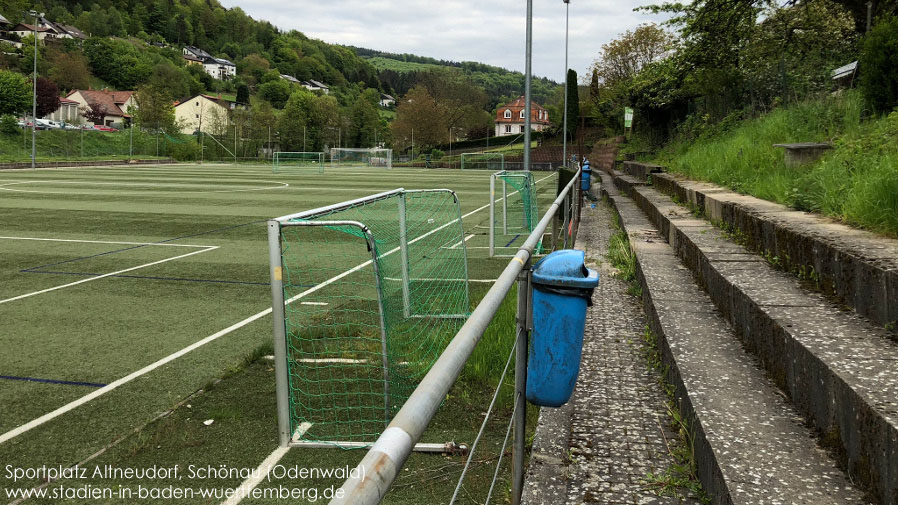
<box><xmin>398</xmin><ymin>193</ymin><xmax>411</xmax><ymax>318</ymax></box>
<box><xmin>866</xmin><ymin>1</ymin><xmax>873</xmax><ymax>33</ymax></box>
<box><xmin>31</xmin><ymin>12</ymin><xmax>39</xmax><ymax>170</ymax></box>
<box><xmin>364</xmin><ymin>227</ymin><xmax>392</xmax><ymax>424</ymax></box>
<box><xmin>512</xmin><ymin>259</ymin><xmax>531</xmax><ymax>505</ymax></box>
<box><xmin>562</xmin><ymin>0</ymin><xmax>570</xmax><ymax>168</ymax></box>
<box><xmin>563</xmin><ymin>192</ymin><xmax>570</xmax><ymax>249</ymax></box>
<box><xmin>489</xmin><ymin>174</ymin><xmax>496</xmax><ymax>257</ymax></box>
<box><xmin>503</xmin><ymin>176</ymin><xmax>508</xmax><ymax>235</ymax></box>
<box><xmin>80</xmin><ymin>126</ymin><xmax>83</xmax><ymax>159</ymax></box>
<box><xmin>303</xmin><ymin>126</ymin><xmax>306</xmax><ymax>152</ymax></box>
<box><xmin>411</xmin><ymin>128</ymin><xmax>414</xmax><ymax>160</ymax></box>
<box><xmin>267</xmin><ymin>220</ymin><xmax>291</xmax><ymax>448</ymax></box>
<box><xmin>234</xmin><ymin>124</ymin><xmax>237</xmax><ymax>164</ymax></box>
<box><xmin>448</xmin><ymin>129</ymin><xmax>452</xmax><ymax>169</ymax></box>
<box><xmin>523</xmin><ymin>0</ymin><xmax>533</xmax><ymax>173</ymax></box>
<box><xmin>129</xmin><ymin>121</ymin><xmax>133</xmax><ymax>160</ymax></box>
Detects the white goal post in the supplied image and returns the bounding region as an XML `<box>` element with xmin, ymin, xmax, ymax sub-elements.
<box><xmin>460</xmin><ymin>152</ymin><xmax>504</xmax><ymax>170</ymax></box>
<box><xmin>273</xmin><ymin>152</ymin><xmax>325</xmax><ymax>173</ymax></box>
<box><xmin>330</xmin><ymin>148</ymin><xmax>393</xmax><ymax>170</ymax></box>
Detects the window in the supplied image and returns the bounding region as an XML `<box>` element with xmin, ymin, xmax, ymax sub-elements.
<box><xmin>195</xmin><ymin>114</ymin><xmax>199</xmax><ymax>118</ymax></box>
<box><xmin>195</xmin><ymin>102</ymin><xmax>199</xmax><ymax>106</ymax></box>
<box><xmin>505</xmin><ymin>125</ymin><xmax>511</xmax><ymax>133</ymax></box>
<box><xmin>520</xmin><ymin>110</ymin><xmax>525</xmax><ymax>119</ymax></box>
<box><xmin>503</xmin><ymin>109</ymin><xmax>511</xmax><ymax>119</ymax></box>
<box><xmin>520</xmin><ymin>126</ymin><xmax>526</xmax><ymax>133</ymax></box>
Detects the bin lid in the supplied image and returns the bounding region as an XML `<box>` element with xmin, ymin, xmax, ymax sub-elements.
<box><xmin>532</xmin><ymin>250</ymin><xmax>599</xmax><ymax>288</ymax></box>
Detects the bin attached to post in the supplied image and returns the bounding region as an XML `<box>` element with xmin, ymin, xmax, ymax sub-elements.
<box><xmin>580</xmin><ymin>159</ymin><xmax>591</xmax><ymax>191</ymax></box>
<box><xmin>526</xmin><ymin>249</ymin><xmax>599</xmax><ymax>407</ymax></box>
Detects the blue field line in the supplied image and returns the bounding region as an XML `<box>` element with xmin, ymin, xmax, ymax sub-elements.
<box><xmin>504</xmin><ymin>234</ymin><xmax>521</xmax><ymax>248</ymax></box>
<box><xmin>0</xmin><ymin>375</ymin><xmax>107</xmax><ymax>388</ymax></box>
<box><xmin>23</xmin><ymin>270</ymin><xmax>277</xmax><ymax>286</ymax></box>
<box><xmin>20</xmin><ymin>219</ymin><xmax>268</xmax><ymax>274</ymax></box>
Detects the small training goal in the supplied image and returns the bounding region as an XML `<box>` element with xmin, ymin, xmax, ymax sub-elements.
<box><xmin>460</xmin><ymin>152</ymin><xmax>504</xmax><ymax>171</ymax></box>
<box><xmin>272</xmin><ymin>152</ymin><xmax>325</xmax><ymax>173</ymax></box>
<box><xmin>330</xmin><ymin>148</ymin><xmax>392</xmax><ymax>170</ymax></box>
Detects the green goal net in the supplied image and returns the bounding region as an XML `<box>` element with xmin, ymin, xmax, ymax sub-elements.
<box><xmin>268</xmin><ymin>189</ymin><xmax>470</xmax><ymax>448</ymax></box>
<box><xmin>489</xmin><ymin>170</ymin><xmax>542</xmax><ymax>257</ymax></box>
<box><xmin>330</xmin><ymin>148</ymin><xmax>392</xmax><ymax>170</ymax></box>
<box><xmin>273</xmin><ymin>152</ymin><xmax>325</xmax><ymax>173</ymax></box>
<box><xmin>460</xmin><ymin>152</ymin><xmax>504</xmax><ymax>170</ymax></box>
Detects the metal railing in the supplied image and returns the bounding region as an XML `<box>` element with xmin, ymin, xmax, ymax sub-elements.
<box><xmin>329</xmin><ymin>168</ymin><xmax>582</xmax><ymax>505</ymax></box>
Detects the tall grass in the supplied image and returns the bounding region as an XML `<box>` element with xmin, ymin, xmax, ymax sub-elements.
<box><xmin>655</xmin><ymin>91</ymin><xmax>898</xmax><ymax>237</ymax></box>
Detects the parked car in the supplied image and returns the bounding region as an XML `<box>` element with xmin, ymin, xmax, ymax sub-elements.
<box><xmin>39</xmin><ymin>119</ymin><xmax>62</xmax><ymax>129</ymax></box>
<box><xmin>92</xmin><ymin>125</ymin><xmax>118</xmax><ymax>132</ymax></box>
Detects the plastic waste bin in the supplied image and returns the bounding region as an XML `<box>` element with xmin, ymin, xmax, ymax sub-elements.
<box><xmin>581</xmin><ymin>159</ymin><xmax>592</xmax><ymax>191</ymax></box>
<box><xmin>526</xmin><ymin>249</ymin><xmax>599</xmax><ymax>407</ymax></box>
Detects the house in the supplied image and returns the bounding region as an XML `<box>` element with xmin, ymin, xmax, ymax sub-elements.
<box><xmin>280</xmin><ymin>74</ymin><xmax>301</xmax><ymax>84</ymax></box>
<box><xmin>55</xmin><ymin>24</ymin><xmax>86</xmax><ymax>40</ymax></box>
<box><xmin>301</xmin><ymin>79</ymin><xmax>329</xmax><ymax>94</ymax></box>
<box><xmin>182</xmin><ymin>46</ymin><xmax>236</xmax><ymax>80</ymax></box>
<box><xmin>10</xmin><ymin>24</ymin><xmax>55</xmax><ymax>41</ymax></box>
<box><xmin>494</xmin><ymin>96</ymin><xmax>550</xmax><ymax>137</ymax></box>
<box><xmin>66</xmin><ymin>89</ymin><xmax>137</xmax><ymax>128</ymax></box>
<box><xmin>174</xmin><ymin>94</ymin><xmax>245</xmax><ymax>134</ymax></box>
<box><xmin>0</xmin><ymin>13</ymin><xmax>10</xmax><ymax>31</ymax></box>
<box><xmin>45</xmin><ymin>98</ymin><xmax>81</xmax><ymax>123</ymax></box>
<box><xmin>380</xmin><ymin>94</ymin><xmax>395</xmax><ymax>107</ymax></box>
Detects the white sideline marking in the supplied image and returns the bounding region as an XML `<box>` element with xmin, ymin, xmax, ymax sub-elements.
<box><xmin>0</xmin><ymin>179</ymin><xmax>289</xmax><ymax>194</ymax></box>
<box><xmin>384</xmin><ymin>277</ymin><xmax>496</xmax><ymax>283</ymax></box>
<box><xmin>219</xmin><ymin>423</ymin><xmax>312</xmax><ymax>505</ymax></box>
<box><xmin>300</xmin><ymin>301</ymin><xmax>328</xmax><ymax>306</ymax></box>
<box><xmin>0</xmin><ymin>171</ymin><xmax>555</xmax><ymax>444</ymax></box>
<box><xmin>0</xmin><ymin>235</ymin><xmax>212</xmax><ymax>248</ymax></box>
<box><xmin>0</xmin><ymin>246</ymin><xmax>219</xmax><ymax>306</ymax></box>
<box><xmin>298</xmin><ymin>358</ymin><xmax>367</xmax><ymax>364</ymax></box>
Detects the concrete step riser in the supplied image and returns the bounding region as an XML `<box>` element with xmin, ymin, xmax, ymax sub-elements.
<box><xmin>611</xmin><ymin>170</ymin><xmax>898</xmax><ymax>504</ymax></box>
<box><xmin>627</xmin><ymin>165</ymin><xmax>898</xmax><ymax>335</ymax></box>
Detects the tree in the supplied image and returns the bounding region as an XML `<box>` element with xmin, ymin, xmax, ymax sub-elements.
<box><xmin>859</xmin><ymin>15</ymin><xmax>898</xmax><ymax>113</ymax></box>
<box><xmin>236</xmin><ymin>84</ymin><xmax>250</xmax><ymax>104</ymax></box>
<box><xmin>347</xmin><ymin>90</ymin><xmax>381</xmax><ymax>147</ymax></box>
<box><xmin>258</xmin><ymin>79</ymin><xmax>292</xmax><ymax>109</ymax></box>
<box><xmin>390</xmin><ymin>86</ymin><xmax>447</xmax><ymax>151</ymax></box>
<box><xmin>81</xmin><ymin>102</ymin><xmax>106</xmax><ymax>125</ymax></box>
<box><xmin>35</xmin><ymin>78</ymin><xmax>60</xmax><ymax>119</ymax></box>
<box><xmin>565</xmin><ymin>69</ymin><xmax>579</xmax><ymax>142</ymax></box>
<box><xmin>133</xmin><ymin>84</ymin><xmax>178</xmax><ymax>133</ymax></box>
<box><xmin>588</xmin><ymin>24</ymin><xmax>674</xmax><ymax>89</ymax></box>
<box><xmin>48</xmin><ymin>50</ymin><xmax>91</xmax><ymax>92</ymax></box>
<box><xmin>0</xmin><ymin>70</ymin><xmax>32</xmax><ymax>117</ymax></box>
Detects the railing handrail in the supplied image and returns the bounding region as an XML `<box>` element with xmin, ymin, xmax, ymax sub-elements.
<box><xmin>329</xmin><ymin>169</ymin><xmax>582</xmax><ymax>505</ymax></box>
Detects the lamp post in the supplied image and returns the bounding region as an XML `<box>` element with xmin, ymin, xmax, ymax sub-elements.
<box><xmin>28</xmin><ymin>10</ymin><xmax>43</xmax><ymax>170</ymax></box>
<box><xmin>562</xmin><ymin>0</ymin><xmax>570</xmax><ymax>168</ymax></box>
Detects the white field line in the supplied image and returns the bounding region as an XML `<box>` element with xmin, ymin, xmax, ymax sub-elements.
<box><xmin>0</xmin><ymin>246</ymin><xmax>219</xmax><ymax>306</ymax></box>
<box><xmin>0</xmin><ymin>180</ymin><xmax>289</xmax><ymax>194</ymax></box>
<box><xmin>219</xmin><ymin>423</ymin><xmax>312</xmax><ymax>505</ymax></box>
<box><xmin>0</xmin><ymin>235</ymin><xmax>212</xmax><ymax>248</ymax></box>
<box><xmin>384</xmin><ymin>277</ymin><xmax>496</xmax><ymax>283</ymax></box>
<box><xmin>0</xmin><ymin>171</ymin><xmax>555</xmax><ymax>445</ymax></box>
<box><xmin>299</xmin><ymin>301</ymin><xmax>328</xmax><ymax>306</ymax></box>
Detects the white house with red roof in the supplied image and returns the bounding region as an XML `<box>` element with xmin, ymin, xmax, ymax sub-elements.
<box><xmin>494</xmin><ymin>96</ymin><xmax>551</xmax><ymax>137</ymax></box>
<box><xmin>66</xmin><ymin>89</ymin><xmax>137</xmax><ymax>127</ymax></box>
<box><xmin>45</xmin><ymin>97</ymin><xmax>81</xmax><ymax>124</ymax></box>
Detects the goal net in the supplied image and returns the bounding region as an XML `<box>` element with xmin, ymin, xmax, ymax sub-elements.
<box><xmin>461</xmin><ymin>152</ymin><xmax>504</xmax><ymax>171</ymax></box>
<box><xmin>268</xmin><ymin>189</ymin><xmax>469</xmax><ymax>448</ymax></box>
<box><xmin>490</xmin><ymin>170</ymin><xmax>542</xmax><ymax>257</ymax></box>
<box><xmin>273</xmin><ymin>152</ymin><xmax>325</xmax><ymax>173</ymax></box>
<box><xmin>330</xmin><ymin>148</ymin><xmax>392</xmax><ymax>170</ymax></box>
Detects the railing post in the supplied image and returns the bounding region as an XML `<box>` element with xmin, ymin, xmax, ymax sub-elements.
<box><xmin>268</xmin><ymin>220</ymin><xmax>291</xmax><ymax>448</ymax></box>
<box><xmin>490</xmin><ymin>174</ymin><xmax>496</xmax><ymax>257</ymax></box>
<box><xmin>512</xmin><ymin>258</ymin><xmax>531</xmax><ymax>505</ymax></box>
<box><xmin>562</xmin><ymin>190</ymin><xmax>570</xmax><ymax>249</ymax></box>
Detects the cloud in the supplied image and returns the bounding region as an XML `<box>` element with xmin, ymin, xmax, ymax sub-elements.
<box><xmin>219</xmin><ymin>0</ymin><xmax>665</xmax><ymax>82</ymax></box>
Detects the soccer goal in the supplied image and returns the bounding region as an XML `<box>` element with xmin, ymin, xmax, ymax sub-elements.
<box><xmin>268</xmin><ymin>188</ymin><xmax>469</xmax><ymax>448</ymax></box>
<box><xmin>272</xmin><ymin>152</ymin><xmax>325</xmax><ymax>173</ymax></box>
<box><xmin>490</xmin><ymin>170</ymin><xmax>542</xmax><ymax>257</ymax></box>
<box><xmin>460</xmin><ymin>152</ymin><xmax>504</xmax><ymax>171</ymax></box>
<box><xmin>330</xmin><ymin>148</ymin><xmax>392</xmax><ymax>170</ymax></box>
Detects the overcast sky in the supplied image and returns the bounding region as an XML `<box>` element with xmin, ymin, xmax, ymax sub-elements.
<box><xmin>218</xmin><ymin>1</ymin><xmax>666</xmax><ymax>83</ymax></box>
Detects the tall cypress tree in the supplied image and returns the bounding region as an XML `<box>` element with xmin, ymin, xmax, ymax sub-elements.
<box><xmin>565</xmin><ymin>69</ymin><xmax>579</xmax><ymax>143</ymax></box>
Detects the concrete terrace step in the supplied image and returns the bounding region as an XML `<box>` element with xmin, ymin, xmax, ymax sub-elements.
<box><xmin>599</xmin><ymin>173</ymin><xmax>870</xmax><ymax>504</ymax></box>
<box><xmin>603</xmin><ymin>169</ymin><xmax>898</xmax><ymax>504</ymax></box>
<box><xmin>622</xmin><ymin>161</ymin><xmax>898</xmax><ymax>334</ymax></box>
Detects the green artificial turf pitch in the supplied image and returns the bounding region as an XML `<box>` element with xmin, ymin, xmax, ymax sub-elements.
<box><xmin>0</xmin><ymin>163</ymin><xmax>557</xmax><ymax>503</ymax></box>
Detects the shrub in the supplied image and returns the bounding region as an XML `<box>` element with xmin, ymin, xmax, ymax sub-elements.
<box><xmin>430</xmin><ymin>148</ymin><xmax>444</xmax><ymax>159</ymax></box>
<box><xmin>0</xmin><ymin>114</ymin><xmax>19</xmax><ymax>136</ymax></box>
<box><xmin>859</xmin><ymin>16</ymin><xmax>898</xmax><ymax>114</ymax></box>
<box><xmin>168</xmin><ymin>141</ymin><xmax>200</xmax><ymax>161</ymax></box>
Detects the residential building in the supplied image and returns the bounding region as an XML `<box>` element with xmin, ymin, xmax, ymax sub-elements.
<box><xmin>380</xmin><ymin>94</ymin><xmax>395</xmax><ymax>107</ymax></box>
<box><xmin>10</xmin><ymin>23</ymin><xmax>54</xmax><ymax>41</ymax></box>
<box><xmin>45</xmin><ymin>98</ymin><xmax>81</xmax><ymax>124</ymax></box>
<box><xmin>182</xmin><ymin>46</ymin><xmax>236</xmax><ymax>80</ymax></box>
<box><xmin>174</xmin><ymin>94</ymin><xmax>244</xmax><ymax>135</ymax></box>
<box><xmin>66</xmin><ymin>89</ymin><xmax>137</xmax><ymax>128</ymax></box>
<box><xmin>280</xmin><ymin>74</ymin><xmax>301</xmax><ymax>84</ymax></box>
<box><xmin>301</xmin><ymin>79</ymin><xmax>329</xmax><ymax>94</ymax></box>
<box><xmin>494</xmin><ymin>96</ymin><xmax>550</xmax><ymax>137</ymax></box>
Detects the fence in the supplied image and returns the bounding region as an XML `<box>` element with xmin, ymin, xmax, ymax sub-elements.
<box><xmin>327</xmin><ymin>166</ymin><xmax>583</xmax><ymax>505</ymax></box>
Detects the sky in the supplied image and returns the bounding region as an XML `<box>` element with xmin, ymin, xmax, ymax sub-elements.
<box><xmin>217</xmin><ymin>1</ymin><xmax>667</xmax><ymax>83</ymax></box>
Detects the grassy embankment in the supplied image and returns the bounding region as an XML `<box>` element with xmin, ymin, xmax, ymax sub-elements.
<box><xmin>650</xmin><ymin>91</ymin><xmax>898</xmax><ymax>237</ymax></box>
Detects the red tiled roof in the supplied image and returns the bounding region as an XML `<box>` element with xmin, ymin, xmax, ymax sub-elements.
<box><xmin>495</xmin><ymin>96</ymin><xmax>550</xmax><ymax>125</ymax></box>
<box><xmin>68</xmin><ymin>90</ymin><xmax>134</xmax><ymax>118</ymax></box>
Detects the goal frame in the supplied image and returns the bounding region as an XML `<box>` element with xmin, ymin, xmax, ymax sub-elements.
<box><xmin>268</xmin><ymin>188</ymin><xmax>469</xmax><ymax>449</ymax></box>
<box><xmin>273</xmin><ymin>151</ymin><xmax>325</xmax><ymax>173</ymax></box>
<box><xmin>329</xmin><ymin>147</ymin><xmax>393</xmax><ymax>170</ymax></box>
<box><xmin>489</xmin><ymin>170</ymin><xmax>540</xmax><ymax>257</ymax></box>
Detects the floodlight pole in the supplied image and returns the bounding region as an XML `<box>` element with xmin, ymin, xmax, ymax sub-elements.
<box><xmin>562</xmin><ymin>0</ymin><xmax>570</xmax><ymax>168</ymax></box>
<box><xmin>523</xmin><ymin>0</ymin><xmax>533</xmax><ymax>174</ymax></box>
<box><xmin>29</xmin><ymin>10</ymin><xmax>42</xmax><ymax>170</ymax></box>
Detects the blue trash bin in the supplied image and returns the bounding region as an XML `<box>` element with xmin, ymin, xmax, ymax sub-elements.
<box><xmin>581</xmin><ymin>160</ymin><xmax>592</xmax><ymax>191</ymax></box>
<box><xmin>526</xmin><ymin>249</ymin><xmax>599</xmax><ymax>407</ymax></box>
